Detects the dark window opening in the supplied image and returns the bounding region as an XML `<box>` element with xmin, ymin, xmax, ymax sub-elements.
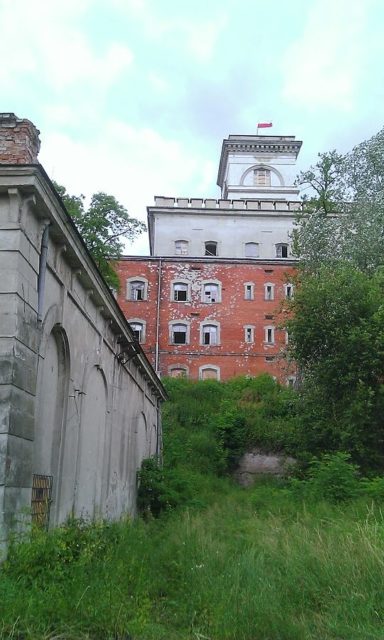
<box><xmin>205</xmin><ymin>241</ymin><xmax>217</xmax><ymax>256</ymax></box>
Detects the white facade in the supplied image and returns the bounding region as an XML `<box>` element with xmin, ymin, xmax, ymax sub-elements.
<box><xmin>148</xmin><ymin>133</ymin><xmax>303</xmax><ymax>259</ymax></box>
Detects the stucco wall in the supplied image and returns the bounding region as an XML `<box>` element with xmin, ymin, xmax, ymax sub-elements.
<box><xmin>0</xmin><ymin>167</ymin><xmax>165</xmax><ymax>553</ymax></box>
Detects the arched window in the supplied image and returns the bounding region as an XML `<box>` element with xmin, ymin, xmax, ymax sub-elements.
<box><xmin>199</xmin><ymin>365</ymin><xmax>220</xmax><ymax>380</ymax></box>
<box><xmin>202</xmin><ymin>281</ymin><xmax>221</xmax><ymax>303</ymax></box>
<box><xmin>201</xmin><ymin>322</ymin><xmax>220</xmax><ymax>346</ymax></box>
<box><xmin>127</xmin><ymin>277</ymin><xmax>148</xmax><ymax>301</ymax></box>
<box><xmin>276</xmin><ymin>243</ymin><xmax>289</xmax><ymax>258</ymax></box>
<box><xmin>175</xmin><ymin>240</ymin><xmax>189</xmax><ymax>255</ymax></box>
<box><xmin>172</xmin><ymin>282</ymin><xmax>189</xmax><ymax>302</ymax></box>
<box><xmin>245</xmin><ymin>242</ymin><xmax>259</xmax><ymax>258</ymax></box>
<box><xmin>205</xmin><ymin>241</ymin><xmax>218</xmax><ymax>257</ymax></box>
<box><xmin>129</xmin><ymin>320</ymin><xmax>146</xmax><ymax>343</ymax></box>
<box><xmin>254</xmin><ymin>168</ymin><xmax>271</xmax><ymax>186</ymax></box>
<box><xmin>170</xmin><ymin>322</ymin><xmax>189</xmax><ymax>345</ymax></box>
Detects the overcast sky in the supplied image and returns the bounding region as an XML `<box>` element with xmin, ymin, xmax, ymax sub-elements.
<box><xmin>1</xmin><ymin>0</ymin><xmax>383</xmax><ymax>253</ymax></box>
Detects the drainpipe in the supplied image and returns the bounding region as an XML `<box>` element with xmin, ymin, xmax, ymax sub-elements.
<box><xmin>155</xmin><ymin>257</ymin><xmax>162</xmax><ymax>375</ymax></box>
<box><xmin>37</xmin><ymin>221</ymin><xmax>51</xmax><ymax>323</ymax></box>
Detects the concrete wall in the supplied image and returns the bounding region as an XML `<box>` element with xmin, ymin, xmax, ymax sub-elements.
<box><xmin>0</xmin><ymin>166</ymin><xmax>165</xmax><ymax>552</ymax></box>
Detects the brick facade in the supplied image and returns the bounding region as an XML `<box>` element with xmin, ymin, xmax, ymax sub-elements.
<box><xmin>116</xmin><ymin>257</ymin><xmax>296</xmax><ymax>383</ymax></box>
<box><xmin>0</xmin><ymin>113</ymin><xmax>41</xmax><ymax>164</ymax></box>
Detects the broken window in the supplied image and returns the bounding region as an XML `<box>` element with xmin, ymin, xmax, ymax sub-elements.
<box><xmin>130</xmin><ymin>322</ymin><xmax>144</xmax><ymax>343</ymax></box>
<box><xmin>245</xmin><ymin>242</ymin><xmax>259</xmax><ymax>258</ymax></box>
<box><xmin>285</xmin><ymin>283</ymin><xmax>294</xmax><ymax>299</ymax></box>
<box><xmin>202</xmin><ymin>324</ymin><xmax>218</xmax><ymax>346</ymax></box>
<box><xmin>203</xmin><ymin>283</ymin><xmax>219</xmax><ymax>303</ymax></box>
<box><xmin>129</xmin><ymin>280</ymin><xmax>146</xmax><ymax>301</ymax></box>
<box><xmin>244</xmin><ymin>283</ymin><xmax>254</xmax><ymax>300</ymax></box>
<box><xmin>205</xmin><ymin>241</ymin><xmax>217</xmax><ymax>256</ymax></box>
<box><xmin>276</xmin><ymin>243</ymin><xmax>289</xmax><ymax>258</ymax></box>
<box><xmin>265</xmin><ymin>326</ymin><xmax>275</xmax><ymax>344</ymax></box>
<box><xmin>244</xmin><ymin>326</ymin><xmax>254</xmax><ymax>343</ymax></box>
<box><xmin>173</xmin><ymin>282</ymin><xmax>188</xmax><ymax>302</ymax></box>
<box><xmin>171</xmin><ymin>323</ymin><xmax>187</xmax><ymax>344</ymax></box>
<box><xmin>264</xmin><ymin>283</ymin><xmax>274</xmax><ymax>301</ymax></box>
<box><xmin>175</xmin><ymin>240</ymin><xmax>188</xmax><ymax>255</ymax></box>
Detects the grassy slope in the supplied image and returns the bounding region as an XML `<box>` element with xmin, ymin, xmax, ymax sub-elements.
<box><xmin>1</xmin><ymin>377</ymin><xmax>384</xmax><ymax>639</ymax></box>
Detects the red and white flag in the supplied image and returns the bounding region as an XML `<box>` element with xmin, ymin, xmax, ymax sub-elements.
<box><xmin>257</xmin><ymin>122</ymin><xmax>272</xmax><ymax>128</ymax></box>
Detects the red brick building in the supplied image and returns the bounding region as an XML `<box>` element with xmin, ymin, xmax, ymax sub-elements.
<box><xmin>116</xmin><ymin>133</ymin><xmax>302</xmax><ymax>383</ymax></box>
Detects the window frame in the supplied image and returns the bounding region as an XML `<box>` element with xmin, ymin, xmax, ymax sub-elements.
<box><xmin>264</xmin><ymin>282</ymin><xmax>275</xmax><ymax>301</ymax></box>
<box><xmin>284</xmin><ymin>283</ymin><xmax>294</xmax><ymax>299</ymax></box>
<box><xmin>199</xmin><ymin>365</ymin><xmax>221</xmax><ymax>381</ymax></box>
<box><xmin>200</xmin><ymin>321</ymin><xmax>220</xmax><ymax>346</ymax></box>
<box><xmin>244</xmin><ymin>282</ymin><xmax>255</xmax><ymax>301</ymax></box>
<box><xmin>128</xmin><ymin>318</ymin><xmax>146</xmax><ymax>344</ymax></box>
<box><xmin>169</xmin><ymin>320</ymin><xmax>190</xmax><ymax>345</ymax></box>
<box><xmin>276</xmin><ymin>243</ymin><xmax>289</xmax><ymax>259</ymax></box>
<box><xmin>244</xmin><ymin>325</ymin><xmax>255</xmax><ymax>343</ymax></box>
<box><xmin>201</xmin><ymin>280</ymin><xmax>221</xmax><ymax>304</ymax></box>
<box><xmin>168</xmin><ymin>365</ymin><xmax>189</xmax><ymax>378</ymax></box>
<box><xmin>264</xmin><ymin>325</ymin><xmax>275</xmax><ymax>344</ymax></box>
<box><xmin>171</xmin><ymin>280</ymin><xmax>190</xmax><ymax>303</ymax></box>
<box><xmin>126</xmin><ymin>277</ymin><xmax>148</xmax><ymax>301</ymax></box>
<box><xmin>204</xmin><ymin>241</ymin><xmax>218</xmax><ymax>257</ymax></box>
<box><xmin>174</xmin><ymin>240</ymin><xmax>189</xmax><ymax>256</ymax></box>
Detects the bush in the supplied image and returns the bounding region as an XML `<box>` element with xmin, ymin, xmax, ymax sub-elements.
<box><xmin>303</xmin><ymin>452</ymin><xmax>361</xmax><ymax>502</ymax></box>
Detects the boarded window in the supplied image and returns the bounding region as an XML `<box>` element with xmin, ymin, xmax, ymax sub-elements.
<box><xmin>31</xmin><ymin>474</ymin><xmax>53</xmax><ymax>529</ymax></box>
<box><xmin>245</xmin><ymin>242</ymin><xmax>259</xmax><ymax>258</ymax></box>
<box><xmin>201</xmin><ymin>367</ymin><xmax>219</xmax><ymax>380</ymax></box>
<box><xmin>254</xmin><ymin>168</ymin><xmax>271</xmax><ymax>186</ymax></box>
<box><xmin>204</xmin><ymin>283</ymin><xmax>219</xmax><ymax>303</ymax></box>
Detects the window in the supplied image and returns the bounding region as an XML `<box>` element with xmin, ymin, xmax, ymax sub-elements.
<box><xmin>173</xmin><ymin>282</ymin><xmax>189</xmax><ymax>302</ymax></box>
<box><xmin>127</xmin><ymin>278</ymin><xmax>148</xmax><ymax>301</ymax></box>
<box><xmin>254</xmin><ymin>168</ymin><xmax>271</xmax><ymax>186</ymax></box>
<box><xmin>203</xmin><ymin>282</ymin><xmax>220</xmax><ymax>303</ymax></box>
<box><xmin>244</xmin><ymin>325</ymin><xmax>255</xmax><ymax>343</ymax></box>
<box><xmin>199</xmin><ymin>365</ymin><xmax>220</xmax><ymax>380</ymax></box>
<box><xmin>276</xmin><ymin>243</ymin><xmax>289</xmax><ymax>258</ymax></box>
<box><xmin>285</xmin><ymin>283</ymin><xmax>294</xmax><ymax>299</ymax></box>
<box><xmin>201</xmin><ymin>323</ymin><xmax>219</xmax><ymax>346</ymax></box>
<box><xmin>245</xmin><ymin>242</ymin><xmax>259</xmax><ymax>258</ymax></box>
<box><xmin>171</xmin><ymin>323</ymin><xmax>188</xmax><ymax>345</ymax></box>
<box><xmin>175</xmin><ymin>240</ymin><xmax>188</xmax><ymax>255</ymax></box>
<box><xmin>169</xmin><ymin>366</ymin><xmax>188</xmax><ymax>378</ymax></box>
<box><xmin>244</xmin><ymin>282</ymin><xmax>254</xmax><ymax>300</ymax></box>
<box><xmin>264</xmin><ymin>283</ymin><xmax>275</xmax><ymax>301</ymax></box>
<box><xmin>205</xmin><ymin>241</ymin><xmax>217</xmax><ymax>256</ymax></box>
<box><xmin>264</xmin><ymin>326</ymin><xmax>275</xmax><ymax>344</ymax></box>
<box><xmin>129</xmin><ymin>321</ymin><xmax>145</xmax><ymax>343</ymax></box>
<box><xmin>286</xmin><ymin>376</ymin><xmax>296</xmax><ymax>389</ymax></box>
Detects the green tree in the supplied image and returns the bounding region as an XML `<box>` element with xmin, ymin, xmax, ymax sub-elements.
<box><xmin>54</xmin><ymin>183</ymin><xmax>146</xmax><ymax>289</ymax></box>
<box><xmin>293</xmin><ymin>128</ymin><xmax>384</xmax><ymax>273</ymax></box>
<box><xmin>286</xmin><ymin>264</ymin><xmax>384</xmax><ymax>470</ymax></box>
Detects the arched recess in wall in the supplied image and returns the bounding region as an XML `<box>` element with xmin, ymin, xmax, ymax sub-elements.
<box><xmin>34</xmin><ymin>320</ymin><xmax>70</xmax><ymax>526</ymax></box>
<box><xmin>136</xmin><ymin>412</ymin><xmax>148</xmax><ymax>469</ymax></box>
<box><xmin>240</xmin><ymin>164</ymin><xmax>285</xmax><ymax>187</ymax></box>
<box><xmin>75</xmin><ymin>366</ymin><xmax>108</xmax><ymax>520</ymax></box>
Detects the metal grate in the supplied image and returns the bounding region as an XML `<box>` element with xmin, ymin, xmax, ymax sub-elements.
<box><xmin>31</xmin><ymin>474</ymin><xmax>53</xmax><ymax>529</ymax></box>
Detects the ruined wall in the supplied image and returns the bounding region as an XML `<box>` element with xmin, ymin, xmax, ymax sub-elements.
<box><xmin>116</xmin><ymin>257</ymin><xmax>296</xmax><ymax>382</ymax></box>
<box><xmin>0</xmin><ymin>167</ymin><xmax>165</xmax><ymax>553</ymax></box>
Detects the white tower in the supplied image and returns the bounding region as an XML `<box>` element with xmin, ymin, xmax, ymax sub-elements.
<box><xmin>217</xmin><ymin>134</ymin><xmax>302</xmax><ymax>201</ymax></box>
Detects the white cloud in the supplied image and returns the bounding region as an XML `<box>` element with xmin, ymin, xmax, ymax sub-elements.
<box><xmin>282</xmin><ymin>0</ymin><xmax>373</xmax><ymax>111</ymax></box>
<box><xmin>39</xmin><ymin>119</ymin><xmax>212</xmax><ymax>254</ymax></box>
<box><xmin>0</xmin><ymin>0</ymin><xmax>133</xmax><ymax>91</ymax></box>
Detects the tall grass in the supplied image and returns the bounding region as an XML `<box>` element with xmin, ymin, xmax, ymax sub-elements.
<box><xmin>1</xmin><ymin>483</ymin><xmax>384</xmax><ymax>639</ymax></box>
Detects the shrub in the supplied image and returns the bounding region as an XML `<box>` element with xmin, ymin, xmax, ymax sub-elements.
<box><xmin>306</xmin><ymin>452</ymin><xmax>361</xmax><ymax>502</ymax></box>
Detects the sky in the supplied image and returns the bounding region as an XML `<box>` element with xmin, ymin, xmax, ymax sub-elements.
<box><xmin>1</xmin><ymin>0</ymin><xmax>383</xmax><ymax>254</ymax></box>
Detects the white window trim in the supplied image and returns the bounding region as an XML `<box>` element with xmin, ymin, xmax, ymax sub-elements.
<box><xmin>168</xmin><ymin>365</ymin><xmax>189</xmax><ymax>378</ymax></box>
<box><xmin>201</xmin><ymin>279</ymin><xmax>222</xmax><ymax>304</ymax></box>
<box><xmin>170</xmin><ymin>279</ymin><xmax>191</xmax><ymax>302</ymax></box>
<box><xmin>244</xmin><ymin>325</ymin><xmax>255</xmax><ymax>343</ymax></box>
<box><xmin>128</xmin><ymin>318</ymin><xmax>147</xmax><ymax>343</ymax></box>
<box><xmin>264</xmin><ymin>325</ymin><xmax>275</xmax><ymax>344</ymax></box>
<box><xmin>244</xmin><ymin>282</ymin><xmax>255</xmax><ymax>301</ymax></box>
<box><xmin>169</xmin><ymin>319</ymin><xmax>190</xmax><ymax>345</ymax></box>
<box><xmin>199</xmin><ymin>364</ymin><xmax>221</xmax><ymax>381</ymax></box>
<box><xmin>284</xmin><ymin>283</ymin><xmax>294</xmax><ymax>299</ymax></box>
<box><xmin>286</xmin><ymin>375</ymin><xmax>297</xmax><ymax>388</ymax></box>
<box><xmin>174</xmin><ymin>240</ymin><xmax>189</xmax><ymax>256</ymax></box>
<box><xmin>244</xmin><ymin>242</ymin><xmax>260</xmax><ymax>258</ymax></box>
<box><xmin>264</xmin><ymin>282</ymin><xmax>275</xmax><ymax>301</ymax></box>
<box><xmin>200</xmin><ymin>320</ymin><xmax>220</xmax><ymax>346</ymax></box>
<box><xmin>126</xmin><ymin>276</ymin><xmax>149</xmax><ymax>301</ymax></box>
